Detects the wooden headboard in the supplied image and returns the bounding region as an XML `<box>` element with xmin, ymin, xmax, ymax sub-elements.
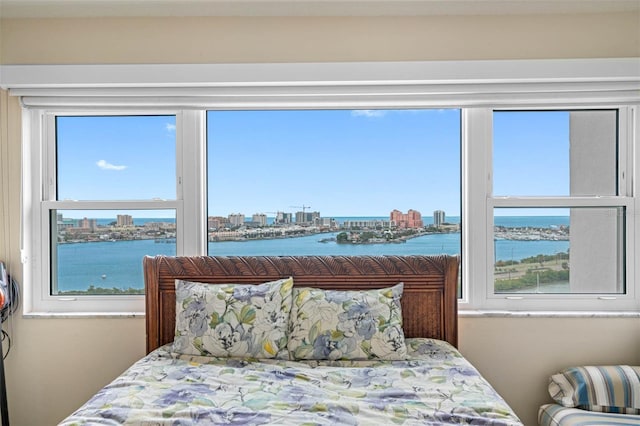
<box><xmin>144</xmin><ymin>255</ymin><xmax>460</xmax><ymax>354</ymax></box>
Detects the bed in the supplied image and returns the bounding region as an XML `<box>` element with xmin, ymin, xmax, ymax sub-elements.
<box><xmin>59</xmin><ymin>255</ymin><xmax>523</xmax><ymax>425</ymax></box>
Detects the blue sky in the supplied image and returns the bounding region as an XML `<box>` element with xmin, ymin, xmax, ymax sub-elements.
<box><xmin>57</xmin><ymin>115</ymin><xmax>176</xmax><ymax>202</ymax></box>
<box><xmin>207</xmin><ymin>109</ymin><xmax>461</xmax><ymax>217</ymax></box>
<box><xmin>493</xmin><ymin>111</ymin><xmax>569</xmax><ymax>196</ymax></box>
<box><xmin>56</xmin><ymin>109</ymin><xmax>576</xmax><ymax>220</ymax></box>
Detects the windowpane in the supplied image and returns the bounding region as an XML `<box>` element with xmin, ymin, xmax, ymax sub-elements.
<box><xmin>206</xmin><ymin>109</ymin><xmax>461</xmax><ymax>258</ymax></box>
<box><xmin>493</xmin><ymin>207</ymin><xmax>625</xmax><ymax>294</ymax></box>
<box><xmin>50</xmin><ymin>209</ymin><xmax>176</xmax><ymax>295</ymax></box>
<box><xmin>493</xmin><ymin>110</ymin><xmax>618</xmax><ymax>197</ymax></box>
<box><xmin>56</xmin><ymin>115</ymin><xmax>177</xmax><ymax>200</ymax></box>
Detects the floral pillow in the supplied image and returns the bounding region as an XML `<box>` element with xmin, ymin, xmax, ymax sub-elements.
<box><xmin>173</xmin><ymin>277</ymin><xmax>293</xmax><ymax>359</ymax></box>
<box><xmin>288</xmin><ymin>283</ymin><xmax>408</xmax><ymax>361</ymax></box>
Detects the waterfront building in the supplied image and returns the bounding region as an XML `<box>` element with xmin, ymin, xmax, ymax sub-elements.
<box><xmin>56</xmin><ymin>213</ymin><xmax>75</xmax><ymax>230</ymax></box>
<box><xmin>117</xmin><ymin>214</ymin><xmax>134</xmax><ymax>227</ymax></box>
<box><xmin>434</xmin><ymin>210</ymin><xmax>446</xmax><ymax>228</ymax></box>
<box><xmin>390</xmin><ymin>209</ymin><xmax>423</xmax><ymax>229</ymax></box>
<box><xmin>252</xmin><ymin>213</ymin><xmax>267</xmax><ymax>226</ymax></box>
<box><xmin>228</xmin><ymin>213</ymin><xmax>245</xmax><ymax>227</ymax></box>
<box><xmin>316</xmin><ymin>217</ymin><xmax>336</xmax><ymax>227</ymax></box>
<box><xmin>144</xmin><ymin>221</ymin><xmax>176</xmax><ymax>231</ymax></box>
<box><xmin>207</xmin><ymin>216</ymin><xmax>228</xmax><ymax>230</ymax></box>
<box><xmin>78</xmin><ymin>217</ymin><xmax>98</xmax><ymax>232</ymax></box>
<box><xmin>209</xmin><ymin>230</ymin><xmax>242</xmax><ymax>241</ymax></box>
<box><xmin>342</xmin><ymin>219</ymin><xmax>391</xmax><ymax>229</ymax></box>
<box><xmin>296</xmin><ymin>211</ymin><xmax>320</xmax><ymax>224</ymax></box>
<box><xmin>275</xmin><ymin>211</ymin><xmax>292</xmax><ymax>224</ymax></box>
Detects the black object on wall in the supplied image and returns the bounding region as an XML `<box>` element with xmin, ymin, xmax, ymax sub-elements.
<box><xmin>0</xmin><ymin>262</ymin><xmax>15</xmax><ymax>426</ymax></box>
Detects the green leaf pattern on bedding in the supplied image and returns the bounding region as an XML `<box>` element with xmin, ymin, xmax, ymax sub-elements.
<box><xmin>288</xmin><ymin>283</ymin><xmax>408</xmax><ymax>360</ymax></box>
<box><xmin>59</xmin><ymin>338</ymin><xmax>523</xmax><ymax>425</ymax></box>
<box><xmin>173</xmin><ymin>277</ymin><xmax>293</xmax><ymax>359</ymax></box>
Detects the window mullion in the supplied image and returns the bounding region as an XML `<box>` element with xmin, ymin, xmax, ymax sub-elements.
<box><xmin>490</xmin><ymin>196</ymin><xmax>633</xmax><ymax>209</ymax></box>
<box><xmin>461</xmin><ymin>108</ymin><xmax>492</xmax><ymax>309</ymax></box>
<box><xmin>178</xmin><ymin>110</ymin><xmax>206</xmax><ymax>256</ymax></box>
<box><xmin>43</xmin><ymin>112</ymin><xmax>57</xmax><ymax>202</ymax></box>
<box><xmin>43</xmin><ymin>200</ymin><xmax>182</xmax><ymax>210</ymax></box>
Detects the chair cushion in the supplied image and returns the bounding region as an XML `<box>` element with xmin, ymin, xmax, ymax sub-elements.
<box><xmin>539</xmin><ymin>404</ymin><xmax>640</xmax><ymax>426</ymax></box>
<box><xmin>548</xmin><ymin>366</ymin><xmax>640</xmax><ymax>414</ymax></box>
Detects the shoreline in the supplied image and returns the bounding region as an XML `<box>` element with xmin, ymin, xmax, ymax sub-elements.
<box><xmin>59</xmin><ymin>227</ymin><xmax>570</xmax><ymax>246</ymax></box>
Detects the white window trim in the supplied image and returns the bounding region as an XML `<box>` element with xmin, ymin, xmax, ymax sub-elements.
<box><xmin>463</xmin><ymin>106</ymin><xmax>638</xmax><ymax>312</ymax></box>
<box><xmin>487</xmin><ymin>107</ymin><xmax>634</xmax><ymax>311</ymax></box>
<box><xmin>3</xmin><ymin>58</ymin><xmax>639</xmax><ymax>315</ymax></box>
<box><xmin>22</xmin><ymin>110</ymin><xmax>206</xmax><ymax>314</ymax></box>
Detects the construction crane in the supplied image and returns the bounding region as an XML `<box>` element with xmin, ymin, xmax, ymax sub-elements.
<box><xmin>289</xmin><ymin>205</ymin><xmax>311</xmax><ymax>214</ymax></box>
<box><xmin>290</xmin><ymin>205</ymin><xmax>312</xmax><ymax>224</ymax></box>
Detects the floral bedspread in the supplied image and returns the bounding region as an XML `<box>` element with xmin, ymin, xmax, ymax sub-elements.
<box><xmin>59</xmin><ymin>338</ymin><xmax>523</xmax><ymax>425</ymax></box>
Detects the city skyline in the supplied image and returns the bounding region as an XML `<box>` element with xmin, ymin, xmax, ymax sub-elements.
<box><xmin>56</xmin><ymin>208</ymin><xmax>451</xmax><ymax>223</ymax></box>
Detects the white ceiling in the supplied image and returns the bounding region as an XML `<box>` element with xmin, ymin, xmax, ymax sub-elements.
<box><xmin>1</xmin><ymin>0</ymin><xmax>639</xmax><ymax>18</ymax></box>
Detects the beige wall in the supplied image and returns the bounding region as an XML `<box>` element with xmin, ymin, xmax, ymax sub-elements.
<box><xmin>459</xmin><ymin>316</ymin><xmax>640</xmax><ymax>425</ymax></box>
<box><xmin>1</xmin><ymin>13</ymin><xmax>639</xmax><ymax>64</ymax></box>
<box><xmin>0</xmin><ymin>13</ymin><xmax>639</xmax><ymax>426</ymax></box>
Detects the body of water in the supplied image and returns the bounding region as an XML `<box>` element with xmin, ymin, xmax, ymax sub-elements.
<box><xmin>55</xmin><ymin>216</ymin><xmax>570</xmax><ymax>292</ymax></box>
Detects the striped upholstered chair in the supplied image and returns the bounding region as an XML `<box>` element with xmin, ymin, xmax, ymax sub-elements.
<box><xmin>538</xmin><ymin>366</ymin><xmax>640</xmax><ymax>425</ymax></box>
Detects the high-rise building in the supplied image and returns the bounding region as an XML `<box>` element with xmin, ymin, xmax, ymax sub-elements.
<box><xmin>252</xmin><ymin>213</ymin><xmax>267</xmax><ymax>226</ymax></box>
<box><xmin>228</xmin><ymin>213</ymin><xmax>245</xmax><ymax>227</ymax></box>
<box><xmin>275</xmin><ymin>211</ymin><xmax>292</xmax><ymax>224</ymax></box>
<box><xmin>433</xmin><ymin>210</ymin><xmax>446</xmax><ymax>228</ymax></box>
<box><xmin>117</xmin><ymin>214</ymin><xmax>134</xmax><ymax>227</ymax></box>
<box><xmin>390</xmin><ymin>209</ymin><xmax>423</xmax><ymax>228</ymax></box>
<box><xmin>78</xmin><ymin>217</ymin><xmax>98</xmax><ymax>232</ymax></box>
<box><xmin>296</xmin><ymin>211</ymin><xmax>320</xmax><ymax>224</ymax></box>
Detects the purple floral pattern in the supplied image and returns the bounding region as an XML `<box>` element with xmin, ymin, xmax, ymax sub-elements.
<box><xmin>59</xmin><ymin>338</ymin><xmax>523</xmax><ymax>426</ymax></box>
<box><xmin>288</xmin><ymin>283</ymin><xmax>408</xmax><ymax>360</ymax></box>
<box><xmin>173</xmin><ymin>277</ymin><xmax>293</xmax><ymax>359</ymax></box>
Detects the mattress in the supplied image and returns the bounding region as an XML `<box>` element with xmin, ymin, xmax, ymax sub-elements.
<box><xmin>60</xmin><ymin>338</ymin><xmax>523</xmax><ymax>425</ymax></box>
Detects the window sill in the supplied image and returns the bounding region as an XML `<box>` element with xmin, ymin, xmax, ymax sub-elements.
<box><xmin>23</xmin><ymin>311</ymin><xmax>145</xmax><ymax>319</ymax></box>
<box><xmin>459</xmin><ymin>310</ymin><xmax>640</xmax><ymax>318</ymax></box>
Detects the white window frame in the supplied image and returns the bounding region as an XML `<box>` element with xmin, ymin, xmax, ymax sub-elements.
<box><xmin>463</xmin><ymin>106</ymin><xmax>638</xmax><ymax>312</ymax></box>
<box><xmin>21</xmin><ymin>109</ymin><xmax>206</xmax><ymax>314</ymax></box>
<box><xmin>2</xmin><ymin>58</ymin><xmax>638</xmax><ymax>315</ymax></box>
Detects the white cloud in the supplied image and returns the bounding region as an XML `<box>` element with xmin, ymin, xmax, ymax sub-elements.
<box><xmin>352</xmin><ymin>109</ymin><xmax>439</xmax><ymax>118</ymax></box>
<box><xmin>351</xmin><ymin>110</ymin><xmax>387</xmax><ymax>118</ymax></box>
<box><xmin>166</xmin><ymin>123</ymin><xmax>176</xmax><ymax>132</ymax></box>
<box><xmin>96</xmin><ymin>160</ymin><xmax>127</xmax><ymax>171</ymax></box>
